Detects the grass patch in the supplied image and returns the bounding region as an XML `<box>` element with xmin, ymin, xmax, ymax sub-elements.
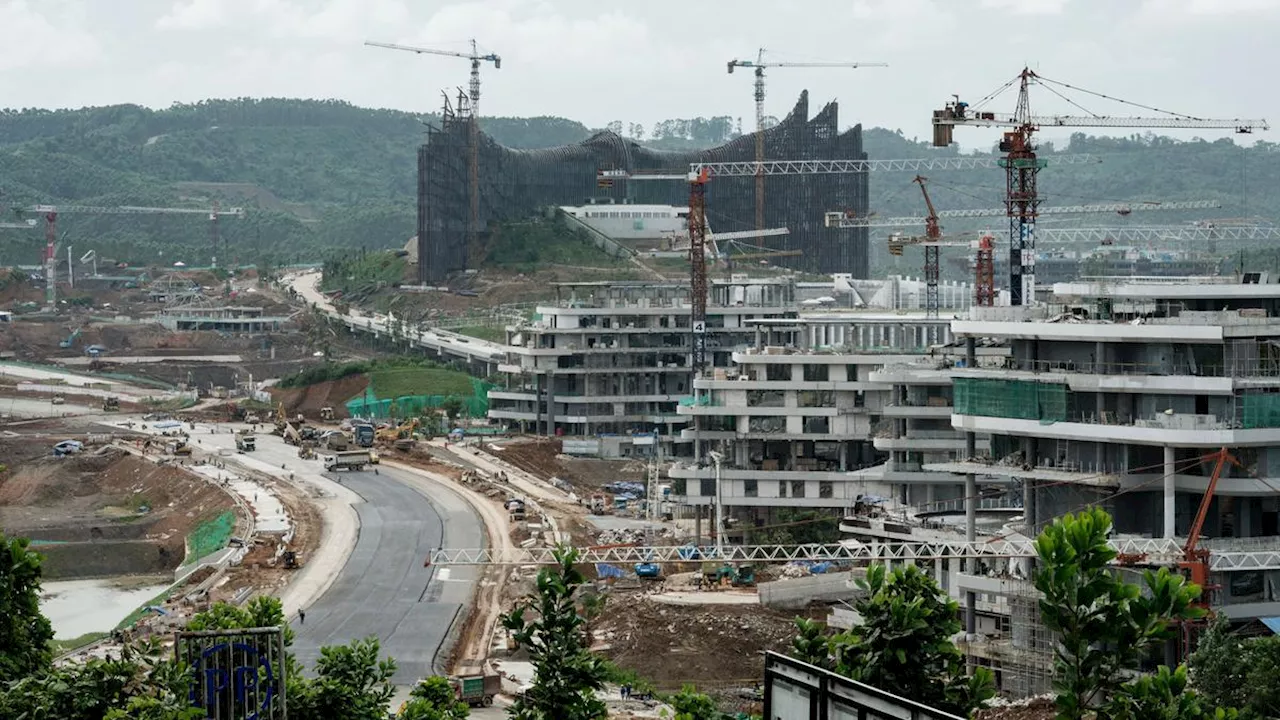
<box><xmin>600</xmin><ymin>660</ymin><xmax>658</xmax><ymax>695</ymax></box>
<box><xmin>50</xmin><ymin>631</ymin><xmax>108</xmax><ymax>654</ymax></box>
<box><xmin>370</xmin><ymin>365</ymin><xmax>474</xmax><ymax>398</ymax></box>
<box><xmin>484</xmin><ymin>216</ymin><xmax>623</xmax><ymax>270</ymax></box>
<box><xmin>321</xmin><ymin>251</ymin><xmax>408</xmax><ymax>299</ymax></box>
<box><xmin>452</xmin><ymin>325</ymin><xmax>506</xmax><ymax>343</ymax></box>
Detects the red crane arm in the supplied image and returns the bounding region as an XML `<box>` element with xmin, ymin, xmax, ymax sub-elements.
<box><xmin>1185</xmin><ymin>447</ymin><xmax>1243</xmax><ymax>558</ymax></box>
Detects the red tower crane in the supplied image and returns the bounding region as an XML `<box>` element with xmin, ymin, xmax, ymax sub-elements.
<box><xmin>932</xmin><ymin>68</ymin><xmax>1268</xmax><ymax>306</ymax></box>
<box><xmin>688</xmin><ymin>168</ymin><xmax>711</xmax><ymax>370</ymax></box>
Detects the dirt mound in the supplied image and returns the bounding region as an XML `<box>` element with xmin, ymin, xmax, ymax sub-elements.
<box><xmin>0</xmin><ymin>448</ymin><xmax>236</xmax><ymax>549</ymax></box>
<box><xmin>492</xmin><ymin>439</ymin><xmax>647</xmax><ymax>492</ymax></box>
<box><xmin>271</xmin><ymin>374</ymin><xmax>369</xmax><ymax>419</ymax></box>
<box><xmin>593</xmin><ymin>594</ymin><xmax>798</xmax><ymax>693</ymax></box>
<box><xmin>494</xmin><ymin>439</ymin><xmax>565</xmax><ymax>480</ymax></box>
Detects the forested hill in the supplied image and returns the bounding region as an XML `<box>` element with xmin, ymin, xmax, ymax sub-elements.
<box><xmin>0</xmin><ymin>98</ymin><xmax>1275</xmax><ymax>268</ymax></box>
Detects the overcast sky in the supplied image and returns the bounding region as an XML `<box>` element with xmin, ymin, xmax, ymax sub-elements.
<box><xmin>1</xmin><ymin>0</ymin><xmax>1275</xmax><ymax>148</ymax></box>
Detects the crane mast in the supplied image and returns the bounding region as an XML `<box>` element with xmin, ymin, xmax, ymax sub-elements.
<box><xmin>933</xmin><ymin>67</ymin><xmax>1268</xmax><ymax>306</ymax></box>
<box><xmin>913</xmin><ymin>176</ymin><xmax>943</xmax><ymax>317</ymax></box>
<box><xmin>367</xmin><ymin>39</ymin><xmax>501</xmax><ymax>270</ymax></box>
<box><xmin>727</xmin><ymin>50</ymin><xmax>885</xmax><ymax>246</ymax></box>
<box><xmin>688</xmin><ymin>168</ymin><xmax>710</xmax><ymax>371</ymax></box>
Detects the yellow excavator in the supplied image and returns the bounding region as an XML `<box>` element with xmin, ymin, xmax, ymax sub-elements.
<box><xmin>273</xmin><ymin>402</ymin><xmax>288</xmax><ymax>434</ymax></box>
<box><xmin>376</xmin><ymin>418</ymin><xmax>419</xmax><ymax>450</ymax></box>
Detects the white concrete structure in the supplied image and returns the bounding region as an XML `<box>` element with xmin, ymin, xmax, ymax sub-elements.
<box><xmin>487</xmin><ymin>278</ymin><xmax>797</xmax><ymax>455</ymax></box>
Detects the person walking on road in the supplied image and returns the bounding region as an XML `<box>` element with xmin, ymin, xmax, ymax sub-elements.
<box><xmin>298</xmin><ymin>609</ymin><xmax>306</xmax><ymax>625</ymax></box>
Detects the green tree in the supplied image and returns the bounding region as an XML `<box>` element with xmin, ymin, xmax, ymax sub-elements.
<box><xmin>1034</xmin><ymin>508</ymin><xmax>1210</xmax><ymax>719</ymax></box>
<box><xmin>501</xmin><ymin>546</ymin><xmax>609</xmax><ymax>720</ymax></box>
<box><xmin>789</xmin><ymin>617</ymin><xmax>829</xmax><ymax>669</ymax></box>
<box><xmin>398</xmin><ymin>676</ymin><xmax>469</xmax><ymax>720</ymax></box>
<box><xmin>0</xmin><ymin>533</ymin><xmax>54</xmax><ymax>682</ymax></box>
<box><xmin>440</xmin><ymin>397</ymin><xmax>465</xmax><ymax>422</ymax></box>
<box><xmin>289</xmin><ymin>636</ymin><xmax>397</xmax><ymax>720</ymax></box>
<box><xmin>1107</xmin><ymin>665</ymin><xmax>1238</xmax><ymax>720</ymax></box>
<box><xmin>669</xmin><ymin>684</ymin><xmax>720</xmax><ymax>720</ymax></box>
<box><xmin>1189</xmin><ymin>615</ymin><xmax>1280</xmax><ymax>719</ymax></box>
<box><xmin>825</xmin><ymin>564</ymin><xmax>993</xmax><ymax>715</ymax></box>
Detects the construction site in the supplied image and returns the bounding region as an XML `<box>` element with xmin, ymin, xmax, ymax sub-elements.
<box><xmin>0</xmin><ymin>24</ymin><xmax>1278</xmax><ymax>720</ymax></box>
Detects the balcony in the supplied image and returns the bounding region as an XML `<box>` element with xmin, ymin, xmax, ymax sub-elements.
<box><xmin>952</xmin><ymin>410</ymin><xmax>1280</xmax><ymax>448</ymax></box>
<box><xmin>873</xmin><ymin>431</ymin><xmax>966</xmax><ymax>452</ymax></box>
<box><xmin>880</xmin><ymin>403</ymin><xmax>953</xmax><ymax>418</ymax></box>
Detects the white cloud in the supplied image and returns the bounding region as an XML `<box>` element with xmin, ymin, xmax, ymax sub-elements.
<box><xmin>155</xmin><ymin>0</ymin><xmax>227</xmax><ymax>30</ymax></box>
<box><xmin>981</xmin><ymin>0</ymin><xmax>1071</xmax><ymax>13</ymax></box>
<box><xmin>0</xmin><ymin>1</ymin><xmax>101</xmax><ymax>73</ymax></box>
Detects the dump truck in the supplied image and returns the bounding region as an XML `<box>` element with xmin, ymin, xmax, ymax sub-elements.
<box><xmin>450</xmin><ymin>674</ymin><xmax>500</xmax><ymax>707</ymax></box>
<box><xmin>322</xmin><ymin>450</ymin><xmax>370</xmax><ymax>472</ymax></box>
<box><xmin>235</xmin><ymin>431</ymin><xmax>256</xmax><ymax>453</ymax></box>
<box><xmin>322</xmin><ymin>431</ymin><xmax>350</xmax><ymax>451</ymax></box>
<box><xmin>352</xmin><ymin>422</ymin><xmax>375</xmax><ymax>447</ymax></box>
<box><xmin>243</xmin><ymin>412</ymin><xmax>260</xmax><ymax>425</ymax></box>
<box><xmin>166</xmin><ymin>440</ymin><xmax>193</xmax><ymax>456</ymax></box>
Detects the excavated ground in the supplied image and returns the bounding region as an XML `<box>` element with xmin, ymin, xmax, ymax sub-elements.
<box><xmin>270</xmin><ymin>374</ymin><xmax>370</xmax><ymax>420</ymax></box>
<box><xmin>0</xmin><ymin>441</ymin><xmax>237</xmax><ymax>578</ymax></box>
<box><xmin>592</xmin><ymin>592</ymin><xmax>803</xmax><ymax>708</ymax></box>
<box><xmin>490</xmin><ymin>438</ymin><xmax>648</xmax><ymax>493</ymax></box>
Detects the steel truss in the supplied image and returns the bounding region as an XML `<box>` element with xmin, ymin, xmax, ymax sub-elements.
<box><xmin>1038</xmin><ymin>225</ymin><xmax>1280</xmax><ymax>244</ymax></box>
<box><xmin>675</xmin><ymin>154</ymin><xmax>1100</xmax><ymax>178</ymax></box>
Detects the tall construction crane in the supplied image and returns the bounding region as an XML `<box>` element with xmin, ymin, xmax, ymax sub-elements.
<box><xmin>885</xmin><ymin>230</ymin><xmax>997</xmax><ymax>308</ymax></box>
<box><xmin>932</xmin><ymin>67</ymin><xmax>1268</xmax><ymax>306</ymax></box>
<box><xmin>727</xmin><ymin>50</ymin><xmax>886</xmax><ymax>245</ymax></box>
<box><xmin>689</xmin><ymin>168</ymin><xmax>710</xmax><ymax>370</ymax></box>
<box><xmin>367</xmin><ymin>40</ymin><xmax>501</xmax><ymax>268</ymax></box>
<box><xmin>26</xmin><ymin>203</ymin><xmax>245</xmax><ymax>306</ymax></box>
<box><xmin>913</xmin><ymin>176</ymin><xmax>943</xmax><ymax>317</ymax></box>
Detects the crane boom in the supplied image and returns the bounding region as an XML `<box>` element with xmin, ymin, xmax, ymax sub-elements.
<box><xmin>932</xmin><ymin>67</ymin><xmax>1267</xmax><ymax>306</ymax></box>
<box><xmin>940</xmin><ymin>114</ymin><xmax>1268</xmax><ymax>131</ymax></box>
<box><xmin>611</xmin><ymin>154</ymin><xmax>1100</xmax><ymax>182</ymax></box>
<box><xmin>1037</xmin><ymin>225</ymin><xmax>1280</xmax><ymax>244</ymax></box>
<box><xmin>364</xmin><ymin>40</ymin><xmax>501</xmax><ymax>66</ymax></box>
<box><xmin>27</xmin><ymin>204</ymin><xmax>245</xmax><ymax>217</ymax></box>
<box><xmin>828</xmin><ymin>200</ymin><xmax>1222</xmax><ymax>228</ymax></box>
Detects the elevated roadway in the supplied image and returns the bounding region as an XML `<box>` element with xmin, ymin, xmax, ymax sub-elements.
<box><xmin>285</xmin><ymin>272</ymin><xmax>506</xmax><ymax>374</ymax></box>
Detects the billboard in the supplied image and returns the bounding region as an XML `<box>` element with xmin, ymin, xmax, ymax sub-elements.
<box><xmin>175</xmin><ymin>626</ymin><xmax>287</xmax><ymax>720</ymax></box>
<box><xmin>764</xmin><ymin>652</ymin><xmax>963</xmax><ymax>720</ymax></box>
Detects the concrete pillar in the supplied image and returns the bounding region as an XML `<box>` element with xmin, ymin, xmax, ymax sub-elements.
<box><xmin>1238</xmin><ymin>497</ymin><xmax>1253</xmax><ymax>537</ymax></box>
<box><xmin>545</xmin><ymin>371</ymin><xmax>556</xmax><ymax>437</ymax></box>
<box><xmin>1164</xmin><ymin>445</ymin><xmax>1177</xmax><ymax>538</ymax></box>
<box><xmin>965</xmin><ymin>430</ymin><xmax>978</xmax><ymax>635</ymax></box>
<box><xmin>695</xmin><ymin>505</ymin><xmax>702</xmax><ymax>546</ymax></box>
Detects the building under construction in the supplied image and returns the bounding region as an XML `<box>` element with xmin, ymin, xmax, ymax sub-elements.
<box><xmin>417</xmin><ymin>91</ymin><xmax>868</xmax><ymax>283</ymax></box>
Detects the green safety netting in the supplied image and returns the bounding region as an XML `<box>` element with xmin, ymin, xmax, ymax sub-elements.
<box><xmin>345</xmin><ymin>377</ymin><xmax>496</xmax><ymax>419</ymax></box>
<box><xmin>1241</xmin><ymin>393</ymin><xmax>1280</xmax><ymax>429</ymax></box>
<box><xmin>953</xmin><ymin>378</ymin><xmax>1068</xmax><ymax>422</ymax></box>
<box><xmin>186</xmin><ymin>511</ymin><xmax>235</xmax><ymax>562</ymax></box>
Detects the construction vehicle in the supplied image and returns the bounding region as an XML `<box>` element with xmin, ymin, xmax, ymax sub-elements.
<box><xmin>282</xmin><ymin>550</ymin><xmax>299</xmax><ymax>569</ymax></box>
<box><xmin>587</xmin><ymin>493</ymin><xmax>610</xmax><ymax>515</ymax></box>
<box><xmin>321</xmin><ymin>431</ymin><xmax>350</xmax><ymax>451</ymax></box>
<box><xmin>59</xmin><ymin>327</ymin><xmax>82</xmax><ymax>349</ymax></box>
<box><xmin>319</xmin><ymin>406</ymin><xmax>335</xmax><ymax>422</ymax></box>
<box><xmin>297</xmin><ymin>443</ymin><xmax>316</xmax><ymax>460</ymax></box>
<box><xmin>274</xmin><ymin>403</ymin><xmax>288</xmax><ymax>433</ymax></box>
<box><xmin>235</xmin><ymin>430</ymin><xmax>256</xmax><ymax>453</ymax></box>
<box><xmin>243</xmin><ymin>411</ymin><xmax>261</xmax><ymax>425</ymax></box>
<box><xmin>323</xmin><ymin>450</ymin><xmax>371</xmax><ymax>472</ymax></box>
<box><xmin>102</xmin><ymin>397</ymin><xmax>120</xmax><ymax>412</ymax></box>
<box><xmin>448</xmin><ymin>673</ymin><xmax>500</xmax><ymax>708</ymax></box>
<box><xmin>376</xmin><ymin>418</ymin><xmax>419</xmax><ymax>444</ymax></box>
<box><xmin>51</xmin><ymin>395</ymin><xmax>65</xmax><ymax>405</ymax></box>
<box><xmin>166</xmin><ymin>440</ymin><xmax>193</xmax><ymax>456</ymax></box>
<box><xmin>352</xmin><ymin>422</ymin><xmax>375</xmax><ymax>447</ymax></box>
<box><xmin>367</xmin><ymin>449</ymin><xmax>380</xmax><ymax>465</ymax></box>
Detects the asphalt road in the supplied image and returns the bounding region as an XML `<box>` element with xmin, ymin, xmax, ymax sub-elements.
<box><xmin>290</xmin><ymin>466</ymin><xmax>483</xmax><ymax>685</ymax></box>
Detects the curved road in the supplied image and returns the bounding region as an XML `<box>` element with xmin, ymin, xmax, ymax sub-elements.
<box><xmin>290</xmin><ymin>467</ymin><xmax>483</xmax><ymax>685</ymax></box>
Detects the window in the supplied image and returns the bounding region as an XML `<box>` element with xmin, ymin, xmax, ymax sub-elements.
<box><xmin>745</xmin><ymin>479</ymin><xmax>758</xmax><ymax>497</ymax></box>
<box><xmin>791</xmin><ymin>481</ymin><xmax>806</xmax><ymax>498</ymax></box>
<box><xmin>803</xmin><ymin>416</ymin><xmax>831</xmax><ymax>434</ymax></box>
<box><xmin>799</xmin><ymin>390</ymin><xmax>835</xmax><ymax>408</ymax></box>
<box><xmin>778</xmin><ymin>481</ymin><xmax>787</xmax><ymax>498</ymax></box>
<box><xmin>699</xmin><ymin>479</ymin><xmax>716</xmax><ymax>496</ymax></box>
<box><xmin>846</xmin><ymin>365</ymin><xmax>859</xmax><ymax>382</ymax></box>
<box><xmin>748</xmin><ymin>390</ymin><xmax>785</xmax><ymax>407</ymax></box>
<box><xmin>803</xmin><ymin>364</ymin><xmax>829</xmax><ymax>382</ymax></box>
<box><xmin>766</xmin><ymin>364</ymin><xmax>791</xmax><ymax>381</ymax></box>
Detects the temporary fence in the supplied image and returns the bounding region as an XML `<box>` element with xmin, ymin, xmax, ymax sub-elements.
<box><xmin>345</xmin><ymin>377</ymin><xmax>496</xmax><ymax>419</ymax></box>
<box><xmin>953</xmin><ymin>378</ymin><xmax>1068</xmax><ymax>422</ymax></box>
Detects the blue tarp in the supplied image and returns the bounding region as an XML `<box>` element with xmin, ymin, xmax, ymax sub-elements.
<box><xmin>595</xmin><ymin>563</ymin><xmax>625</xmax><ymax>579</ymax></box>
<box><xmin>1262</xmin><ymin>617</ymin><xmax>1280</xmax><ymax>635</ymax></box>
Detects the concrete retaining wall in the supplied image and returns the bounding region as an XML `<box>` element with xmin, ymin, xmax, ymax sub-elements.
<box><xmin>759</xmin><ymin>572</ymin><xmax>862</xmax><ymax>610</ymax></box>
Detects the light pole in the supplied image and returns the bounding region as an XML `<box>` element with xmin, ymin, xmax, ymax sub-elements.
<box><xmin>709</xmin><ymin>450</ymin><xmax>725</xmax><ymax>555</ymax></box>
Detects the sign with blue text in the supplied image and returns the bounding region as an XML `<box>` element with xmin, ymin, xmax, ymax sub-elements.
<box><xmin>176</xmin><ymin>626</ymin><xmax>287</xmax><ymax>720</ymax></box>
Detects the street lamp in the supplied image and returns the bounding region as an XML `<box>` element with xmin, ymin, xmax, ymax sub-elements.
<box><xmin>709</xmin><ymin>450</ymin><xmax>725</xmax><ymax>555</ymax></box>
